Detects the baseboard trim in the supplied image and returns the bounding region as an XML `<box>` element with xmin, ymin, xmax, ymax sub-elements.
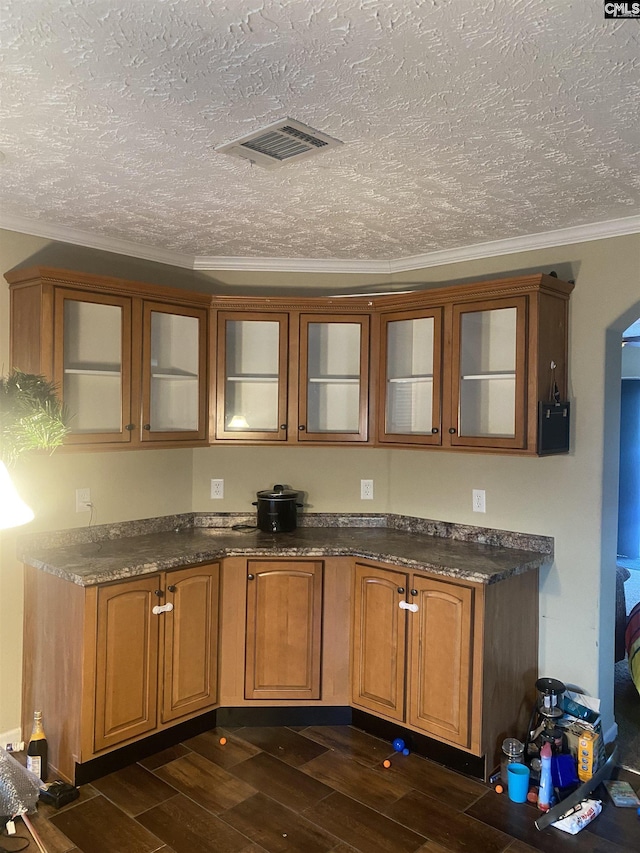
<box><xmin>72</xmin><ymin>704</ymin><xmax>486</xmax><ymax>785</ymax></box>
<box><xmin>351</xmin><ymin>709</ymin><xmax>487</xmax><ymax>780</ymax></box>
<box><xmin>74</xmin><ymin>711</ymin><xmax>217</xmax><ymax>785</ymax></box>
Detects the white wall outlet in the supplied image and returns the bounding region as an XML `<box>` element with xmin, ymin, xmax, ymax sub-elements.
<box><xmin>361</xmin><ymin>479</ymin><xmax>374</xmax><ymax>500</ymax></box>
<box><xmin>76</xmin><ymin>487</ymin><xmax>91</xmax><ymax>513</ymax></box>
<box><xmin>472</xmin><ymin>489</ymin><xmax>486</xmax><ymax>513</ymax></box>
<box><xmin>210</xmin><ymin>478</ymin><xmax>224</xmax><ymax>499</ymax></box>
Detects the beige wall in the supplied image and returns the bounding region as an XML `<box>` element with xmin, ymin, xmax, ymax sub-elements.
<box><xmin>1</xmin><ymin>228</ymin><xmax>639</xmax><ymax>743</ymax></box>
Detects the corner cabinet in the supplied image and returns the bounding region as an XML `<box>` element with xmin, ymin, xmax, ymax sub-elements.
<box><xmin>351</xmin><ymin>561</ymin><xmax>538</xmax><ymax>767</ymax></box>
<box><xmin>7</xmin><ymin>267</ymin><xmax>210</xmax><ymax>448</ymax></box>
<box><xmin>213</xmin><ymin>301</ymin><xmax>371</xmax><ymax>444</ymax></box>
<box><xmin>22</xmin><ymin>562</ymin><xmax>220</xmax><ymax>783</ymax></box>
<box><xmin>376</xmin><ymin>273</ymin><xmax>574</xmax><ymax>454</ymax></box>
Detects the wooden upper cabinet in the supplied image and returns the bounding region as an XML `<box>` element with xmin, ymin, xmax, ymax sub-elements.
<box><xmin>298</xmin><ymin>313</ymin><xmax>370</xmax><ymax>442</ymax></box>
<box><xmin>375</xmin><ymin>273</ymin><xmax>573</xmax><ymax>454</ymax></box>
<box><xmin>215</xmin><ymin>311</ymin><xmax>290</xmax><ymax>441</ymax></box>
<box><xmin>447</xmin><ymin>296</ymin><xmax>527</xmax><ymax>451</ymax></box>
<box><xmin>54</xmin><ymin>288</ymin><xmax>134</xmax><ymax>445</ymax></box>
<box><xmin>213</xmin><ymin>305</ymin><xmax>371</xmax><ymax>444</ymax></box>
<box><xmin>140</xmin><ymin>302</ymin><xmax>208</xmax><ymax>443</ymax></box>
<box><xmin>377</xmin><ymin>307</ymin><xmax>443</xmax><ymax>445</ymax></box>
<box><xmin>6</xmin><ymin>267</ymin><xmax>210</xmax><ymax>448</ymax></box>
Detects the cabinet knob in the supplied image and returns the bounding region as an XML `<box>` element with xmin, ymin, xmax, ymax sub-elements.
<box><xmin>431</xmin><ymin>427</ymin><xmax>439</xmax><ymax>434</ymax></box>
<box><xmin>167</xmin><ymin>584</ymin><xmax>176</xmax><ymax>593</ymax></box>
<box><xmin>298</xmin><ymin>425</ymin><xmax>306</xmax><ymax>431</ymax></box>
<box><xmin>397</xmin><ymin>587</ymin><xmax>405</xmax><ymax>594</ymax></box>
<box><xmin>143</xmin><ymin>423</ymin><xmax>151</xmax><ymax>430</ymax></box>
<box><xmin>247</xmin><ymin>574</ymin><xmax>255</xmax><ymax>580</ymax></box>
<box><xmin>280</xmin><ymin>424</ymin><xmax>287</xmax><ymax>430</ymax></box>
<box><xmin>154</xmin><ymin>589</ymin><xmax>163</xmax><ymax>598</ymax></box>
<box><xmin>125</xmin><ymin>423</ymin><xmax>135</xmax><ymax>431</ymax></box>
<box><xmin>410</xmin><ymin>589</ymin><xmax>418</xmax><ymax>597</ymax></box>
<box><xmin>448</xmin><ymin>427</ymin><xmax>457</xmax><ymax>434</ymax></box>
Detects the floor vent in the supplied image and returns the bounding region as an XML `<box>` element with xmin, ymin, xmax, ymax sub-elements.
<box><xmin>216</xmin><ymin>118</ymin><xmax>343</xmax><ymax>169</ymax></box>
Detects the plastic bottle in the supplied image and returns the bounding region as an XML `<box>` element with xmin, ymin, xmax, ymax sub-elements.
<box><xmin>26</xmin><ymin>710</ymin><xmax>48</xmax><ymax>781</ymax></box>
<box><xmin>500</xmin><ymin>737</ymin><xmax>525</xmax><ymax>786</ymax></box>
<box><xmin>537</xmin><ymin>741</ymin><xmax>553</xmax><ymax>811</ymax></box>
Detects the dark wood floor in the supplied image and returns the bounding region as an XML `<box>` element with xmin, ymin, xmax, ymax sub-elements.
<box><xmin>8</xmin><ymin>726</ymin><xmax>640</xmax><ymax>853</ymax></box>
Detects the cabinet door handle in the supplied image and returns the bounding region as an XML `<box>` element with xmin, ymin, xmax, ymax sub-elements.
<box><xmin>152</xmin><ymin>602</ymin><xmax>174</xmax><ymax>615</ymax></box>
<box><xmin>280</xmin><ymin>424</ymin><xmax>287</xmax><ymax>430</ymax></box>
<box><xmin>410</xmin><ymin>589</ymin><xmax>418</xmax><ymax>597</ymax></box>
<box><xmin>154</xmin><ymin>589</ymin><xmax>163</xmax><ymax>597</ymax></box>
<box><xmin>247</xmin><ymin>574</ymin><xmax>255</xmax><ymax>580</ymax></box>
<box><xmin>125</xmin><ymin>423</ymin><xmax>135</xmax><ymax>431</ymax></box>
<box><xmin>399</xmin><ymin>600</ymin><xmax>418</xmax><ymax>613</ymax></box>
<box><xmin>298</xmin><ymin>425</ymin><xmax>306</xmax><ymax>431</ymax></box>
<box><xmin>143</xmin><ymin>423</ymin><xmax>151</xmax><ymax>430</ymax></box>
<box><xmin>167</xmin><ymin>584</ymin><xmax>176</xmax><ymax>593</ymax></box>
<box><xmin>448</xmin><ymin>427</ymin><xmax>457</xmax><ymax>434</ymax></box>
<box><xmin>431</xmin><ymin>427</ymin><xmax>439</xmax><ymax>434</ymax></box>
<box><xmin>397</xmin><ymin>587</ymin><xmax>405</xmax><ymax>594</ymax></box>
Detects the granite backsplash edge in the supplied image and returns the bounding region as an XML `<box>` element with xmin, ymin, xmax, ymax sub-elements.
<box><xmin>17</xmin><ymin>512</ymin><xmax>553</xmax><ymax>557</ymax></box>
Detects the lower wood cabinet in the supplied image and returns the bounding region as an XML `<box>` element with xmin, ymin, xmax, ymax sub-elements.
<box><xmin>351</xmin><ymin>561</ymin><xmax>538</xmax><ymax>767</ymax></box>
<box><xmin>244</xmin><ymin>559</ymin><xmax>323</xmax><ymax>700</ymax></box>
<box><xmin>22</xmin><ymin>562</ymin><xmax>219</xmax><ymax>781</ymax></box>
<box><xmin>95</xmin><ymin>564</ymin><xmax>219</xmax><ymax>750</ymax></box>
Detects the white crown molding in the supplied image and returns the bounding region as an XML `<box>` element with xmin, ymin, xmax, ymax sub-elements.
<box><xmin>0</xmin><ymin>212</ymin><xmax>196</xmax><ymax>269</ymax></box>
<box><xmin>1</xmin><ymin>211</ymin><xmax>638</xmax><ymax>275</ymax></box>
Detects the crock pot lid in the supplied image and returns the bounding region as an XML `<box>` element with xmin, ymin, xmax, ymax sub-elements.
<box><xmin>257</xmin><ymin>484</ymin><xmax>299</xmax><ymax>499</ymax></box>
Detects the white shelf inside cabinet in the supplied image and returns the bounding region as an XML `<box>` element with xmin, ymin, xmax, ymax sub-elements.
<box><xmin>227</xmin><ymin>375</ymin><xmax>279</xmax><ymax>383</ymax></box>
<box><xmin>388</xmin><ymin>375</ymin><xmax>434</xmax><ymax>384</ymax></box>
<box><xmin>65</xmin><ymin>365</ymin><xmax>121</xmax><ymax>377</ymax></box>
<box><xmin>308</xmin><ymin>376</ymin><xmax>360</xmax><ymax>384</ymax></box>
<box><xmin>460</xmin><ymin>372</ymin><xmax>516</xmax><ymax>381</ymax></box>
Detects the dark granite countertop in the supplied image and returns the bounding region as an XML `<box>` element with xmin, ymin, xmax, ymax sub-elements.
<box><xmin>18</xmin><ymin>513</ymin><xmax>552</xmax><ymax>587</ymax></box>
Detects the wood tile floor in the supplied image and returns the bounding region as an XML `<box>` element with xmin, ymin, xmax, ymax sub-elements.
<box><xmin>7</xmin><ymin>726</ymin><xmax>640</xmax><ymax>853</ymax></box>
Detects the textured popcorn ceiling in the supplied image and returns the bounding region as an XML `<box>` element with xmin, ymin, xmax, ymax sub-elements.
<box><xmin>0</xmin><ymin>0</ymin><xmax>638</xmax><ymax>269</ymax></box>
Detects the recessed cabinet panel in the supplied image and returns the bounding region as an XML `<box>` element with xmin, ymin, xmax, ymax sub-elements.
<box><xmin>245</xmin><ymin>560</ymin><xmax>323</xmax><ymax>699</ymax></box>
<box><xmin>162</xmin><ymin>564</ymin><xmax>220</xmax><ymax>723</ymax></box>
<box><xmin>94</xmin><ymin>577</ymin><xmax>160</xmax><ymax>752</ymax></box>
<box><xmin>351</xmin><ymin>563</ymin><xmax>407</xmax><ymax>720</ymax></box>
<box><xmin>408</xmin><ymin>578</ymin><xmax>474</xmax><ymax>748</ymax></box>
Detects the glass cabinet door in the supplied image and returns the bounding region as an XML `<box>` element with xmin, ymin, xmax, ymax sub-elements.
<box><xmin>450</xmin><ymin>297</ymin><xmax>527</xmax><ymax>448</ymax></box>
<box><xmin>299</xmin><ymin>314</ymin><xmax>369</xmax><ymax>442</ymax></box>
<box><xmin>141</xmin><ymin>304</ymin><xmax>207</xmax><ymax>441</ymax></box>
<box><xmin>216</xmin><ymin>312</ymin><xmax>289</xmax><ymax>441</ymax></box>
<box><xmin>54</xmin><ymin>290</ymin><xmax>132</xmax><ymax>444</ymax></box>
<box><xmin>379</xmin><ymin>308</ymin><xmax>442</xmax><ymax>444</ymax></box>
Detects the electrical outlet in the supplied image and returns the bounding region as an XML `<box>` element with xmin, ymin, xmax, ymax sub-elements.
<box><xmin>210</xmin><ymin>478</ymin><xmax>224</xmax><ymax>499</ymax></box>
<box><xmin>75</xmin><ymin>487</ymin><xmax>91</xmax><ymax>513</ymax></box>
<box><xmin>361</xmin><ymin>479</ymin><xmax>374</xmax><ymax>500</ymax></box>
<box><xmin>472</xmin><ymin>489</ymin><xmax>486</xmax><ymax>513</ymax></box>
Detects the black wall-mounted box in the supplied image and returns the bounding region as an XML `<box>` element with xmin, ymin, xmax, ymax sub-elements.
<box><xmin>537</xmin><ymin>401</ymin><xmax>570</xmax><ymax>455</ymax></box>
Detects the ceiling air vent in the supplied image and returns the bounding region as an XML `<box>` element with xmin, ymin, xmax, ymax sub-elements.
<box><xmin>216</xmin><ymin>118</ymin><xmax>343</xmax><ymax>169</ymax></box>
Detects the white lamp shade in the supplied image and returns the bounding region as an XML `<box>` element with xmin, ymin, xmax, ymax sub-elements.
<box><xmin>0</xmin><ymin>461</ymin><xmax>35</xmax><ymax>529</ymax></box>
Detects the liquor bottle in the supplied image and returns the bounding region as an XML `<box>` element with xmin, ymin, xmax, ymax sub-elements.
<box><xmin>26</xmin><ymin>710</ymin><xmax>48</xmax><ymax>781</ymax></box>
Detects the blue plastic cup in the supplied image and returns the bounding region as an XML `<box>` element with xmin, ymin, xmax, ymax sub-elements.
<box><xmin>507</xmin><ymin>763</ymin><xmax>530</xmax><ymax>803</ymax></box>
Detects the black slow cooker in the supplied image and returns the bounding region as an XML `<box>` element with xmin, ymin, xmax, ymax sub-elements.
<box><xmin>253</xmin><ymin>484</ymin><xmax>303</xmax><ymax>533</ymax></box>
